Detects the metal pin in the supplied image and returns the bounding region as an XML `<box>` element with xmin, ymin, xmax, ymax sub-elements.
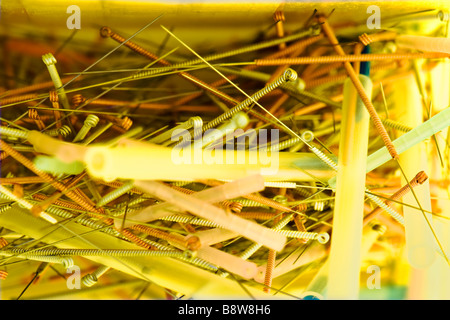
<box><xmin>72</xmin><ymin>114</ymin><xmax>99</xmax><ymax>143</ymax></box>
<box><xmin>41</xmin><ymin>53</ymin><xmax>71</xmax><ymax>110</ymax></box>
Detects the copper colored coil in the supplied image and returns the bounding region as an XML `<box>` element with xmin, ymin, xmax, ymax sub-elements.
<box><xmin>32</xmin><ymin>193</ymin><xmax>90</xmax><ymax>212</ymax></box>
<box><xmin>0</xmin><ymin>142</ymin><xmax>102</xmax><ymax>216</ymax></box>
<box><xmin>131</xmin><ymin>224</ymin><xmax>200</xmax><ymax>251</ymax></box>
<box><xmin>98</xmin><ymin>114</ymin><xmax>133</xmax><ymax>131</ymax></box>
<box><xmin>0</xmin><ymin>270</ymin><xmax>8</xmax><ymax>280</ymax></box>
<box><xmin>353</xmin><ymin>42</ymin><xmax>365</xmax><ymax>75</ymax></box>
<box><xmin>305</xmin><ymin>73</ymin><xmax>348</xmax><ymax>89</ymax></box>
<box><xmin>305</xmin><ymin>61</ymin><xmax>401</xmax><ymax>89</ymax></box>
<box><xmin>1</xmin><ymin>76</ymin><xmax>78</xmax><ymax>97</ymax></box>
<box><xmin>273</xmin><ymin>11</ymin><xmax>286</xmax><ymax>50</ymax></box>
<box><xmin>5</xmin><ymin>39</ymin><xmax>92</xmax><ymax>66</ymax></box>
<box><xmin>28</xmin><ymin>109</ymin><xmax>47</xmax><ymax>131</ymax></box>
<box><xmin>0</xmin><ymin>152</ymin><xmax>9</xmax><ymax>161</ymax></box>
<box><xmin>168</xmin><ymin>184</ymin><xmax>243</xmax><ymax>213</ymax></box>
<box><xmin>101</xmin><ymin>27</ymin><xmax>239</xmax><ymax>107</ymax></box>
<box><xmin>263</xmin><ymin>212</ymin><xmax>283</xmax><ymax>294</ymax></box>
<box><xmin>0</xmin><ymin>237</ymin><xmax>8</xmax><ymax>249</ymax></box>
<box><xmin>318</xmin><ymin>16</ymin><xmax>399</xmax><ymax>160</ymax></box>
<box><xmin>28</xmin><ymin>108</ymin><xmax>41</xmax><ymax>120</ymax></box>
<box><xmin>172</xmin><ymin>34</ymin><xmax>324</xmax><ymax>107</ymax></box>
<box><xmin>293</xmin><ymin>214</ymin><xmax>309</xmax><ymax>244</ymax></box>
<box><xmin>303</xmin><ymin>62</ymin><xmax>343</xmax><ymax>80</ymax></box>
<box><xmin>296</xmin><ymin>203</ymin><xmax>308</xmax><ymax>213</ymax></box>
<box><xmin>299</xmin><ymin>45</ymin><xmax>330</xmax><ymax>77</ymax></box>
<box><xmin>97</xmin><ymin>180</ymin><xmax>143</xmax><ymax>195</ymax></box>
<box><xmin>120</xmin><ymin>117</ymin><xmax>133</xmax><ymax>131</ymax></box>
<box><xmin>200</xmin><ymin>179</ymin><xmax>298</xmax><ymax>215</ymax></box>
<box><xmin>49</xmin><ymin>91</ymin><xmax>63</xmax><ymax>130</ymax></box>
<box><xmin>235</xmin><ymin>211</ymin><xmax>280</xmax><ymax>220</ymax></box>
<box><xmin>254</xmin><ymin>51</ymin><xmax>449</xmax><ymax>66</ymax></box>
<box><xmin>359</xmin><ymin>31</ymin><xmax>397</xmax><ymax>46</ymax></box>
<box><xmin>71</xmin><ymin>94</ymin><xmax>86</xmax><ymax>107</ymax></box>
<box><xmin>0</xmin><ymin>176</ymin><xmax>48</xmax><ymax>185</ymax></box>
<box><xmin>293</xmin><ymin>93</ymin><xmax>343</xmax><ymax>116</ymax></box>
<box><xmin>100</xmin><ymin>27</ymin><xmax>161</xmax><ymax>62</ymax></box>
<box><xmin>119</xmin><ymin>228</ymin><xmax>157</xmax><ymax>250</ymax></box>
<box><xmin>263</xmin><ymin>249</ymin><xmax>276</xmax><ymax>293</ymax></box>
<box><xmin>363</xmin><ymin>171</ymin><xmax>428</xmax><ymax>226</ymax></box>
<box><xmin>243</xmin><ymin>194</ymin><xmax>295</xmax><ymax>214</ymax></box>
<box><xmin>0</xmin><ymin>93</ymin><xmax>39</xmax><ymax>106</ymax></box>
<box><xmin>71</xmin><ymin>95</ymin><xmax>221</xmax><ymax>113</ymax></box>
<box><xmin>220</xmin><ymin>200</ymin><xmax>243</xmax><ymax>213</ymax></box>
<box><xmin>246</xmin><ymin>108</ymin><xmax>287</xmax><ymax>131</ymax></box>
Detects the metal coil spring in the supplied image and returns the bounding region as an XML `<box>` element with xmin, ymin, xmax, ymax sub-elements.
<box><xmin>313</xmin><ymin>200</ymin><xmax>327</xmax><ymax>212</ymax></box>
<box><xmin>309</xmin><ymin>146</ymin><xmax>338</xmax><ymax>171</ymax></box>
<box><xmin>71</xmin><ymin>94</ymin><xmax>86</xmax><ymax>107</ymax></box>
<box><xmin>82</xmin><ymin>265</ymin><xmax>110</xmax><ymax>287</ymax></box>
<box><xmin>0</xmin><ymin>237</ymin><xmax>8</xmax><ymax>248</ymax></box>
<box><xmin>9</xmin><ymin>247</ymin><xmax>185</xmax><ymax>258</ymax></box>
<box><xmin>159</xmin><ymin>26</ymin><xmax>319</xmax><ymax>70</ymax></box>
<box><xmin>181</xmin><ymin>256</ymin><xmax>219</xmax><ymax>272</ymax></box>
<box><xmin>160</xmin><ymin>215</ymin><xmax>220</xmax><ymax>228</ymax></box>
<box><xmin>120</xmin><ymin>117</ymin><xmax>133</xmax><ymax>131</ymax></box>
<box><xmin>365</xmin><ymin>190</ymin><xmax>405</xmax><ymax>225</ymax></box>
<box><xmin>277</xmin><ymin>230</ymin><xmax>330</xmax><ymax>243</ymax></box>
<box><xmin>0</xmin><ymin>204</ymin><xmax>12</xmax><ymax>214</ymax></box>
<box><xmin>0</xmin><ymin>270</ymin><xmax>8</xmax><ymax>280</ymax></box>
<box><xmin>173</xmin><ymin>116</ymin><xmax>203</xmax><ymax>148</ymax></box>
<box><xmin>0</xmin><ymin>126</ymin><xmax>29</xmax><ymax>139</ymax></box>
<box><xmin>293</xmin><ymin>187</ymin><xmax>313</xmax><ymax>199</ymax></box>
<box><xmin>381</xmin><ymin>118</ymin><xmax>412</xmax><ymax>133</ymax></box>
<box><xmin>202</xmin><ymin>69</ymin><xmax>297</xmax><ymax>131</ymax></box>
<box><xmin>221</xmin><ymin>200</ymin><xmax>243</xmax><ymax>213</ymax></box>
<box><xmin>42</xmin><ymin>52</ymin><xmax>57</xmax><ymax>66</ymax></box>
<box><xmin>101</xmin><ymin>27</ymin><xmax>160</xmax><ymax>61</ymax></box>
<box><xmin>239</xmin><ymin>214</ymin><xmax>293</xmax><ymax>260</ymax></box>
<box><xmin>44</xmin><ymin>125</ymin><xmax>72</xmax><ymax>137</ymax></box>
<box><xmin>84</xmin><ymin>114</ymin><xmax>100</xmax><ymax>128</ymax></box>
<box><xmin>231</xmin><ymin>199</ymin><xmax>270</xmax><ymax>208</ymax></box>
<box><xmin>0</xmin><ymin>141</ymin><xmax>102</xmax><ymax>216</ymax></box>
<box><xmin>81</xmin><ymin>273</ymin><xmax>98</xmax><ymax>287</ymax></box>
<box><xmin>96</xmin><ymin>180</ymin><xmax>135</xmax><ymax>208</ymax></box>
<box><xmin>28</xmin><ymin>108</ymin><xmax>43</xmax><ymax>122</ymax></box>
<box><xmin>439</xmin><ymin>10</ymin><xmax>450</xmax><ymax>22</ymax></box>
<box><xmin>24</xmin><ymin>255</ymin><xmax>74</xmax><ymax>268</ymax></box>
<box><xmin>0</xmin><ymin>93</ymin><xmax>39</xmax><ymax>106</ymax></box>
<box><xmin>120</xmin><ymin>228</ymin><xmax>157</xmax><ymax>250</ymax></box>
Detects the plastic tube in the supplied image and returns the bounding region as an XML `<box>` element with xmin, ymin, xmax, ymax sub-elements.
<box><xmin>185</xmin><ymin>228</ymin><xmax>239</xmax><ymax>248</ymax></box>
<box><xmin>366</xmin><ymin>106</ymin><xmax>450</xmax><ymax>173</ymax></box>
<box><xmin>84</xmin><ymin>140</ymin><xmax>335</xmax><ymax>182</ymax></box>
<box><xmin>27</xmin><ymin>130</ymin><xmax>88</xmax><ymax>163</ymax></box>
<box><xmin>134</xmin><ymin>180</ymin><xmax>286</xmax><ymax>252</ymax></box>
<box><xmin>397</xmin><ymin>34</ymin><xmax>450</xmax><ymax>54</ymax></box>
<box><xmin>327</xmin><ymin>75</ymin><xmax>371</xmax><ymax>300</ymax></box>
<box><xmin>116</xmin><ymin>174</ymin><xmax>265</xmax><ymax>228</ymax></box>
<box><xmin>395</xmin><ymin>75</ymin><xmax>436</xmax><ymax>269</ymax></box>
<box><xmin>170</xmin><ymin>239</ymin><xmax>257</xmax><ymax>279</ymax></box>
<box><xmin>306</xmin><ymin>222</ymin><xmax>387</xmax><ymax>296</ymax></box>
<box><xmin>33</xmin><ymin>155</ymin><xmax>85</xmax><ymax>175</ymax></box>
<box><xmin>0</xmin><ymin>204</ymin><xmax>271</xmax><ymax>299</ymax></box>
<box><xmin>254</xmin><ymin>242</ymin><xmax>327</xmax><ymax>283</ymax></box>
